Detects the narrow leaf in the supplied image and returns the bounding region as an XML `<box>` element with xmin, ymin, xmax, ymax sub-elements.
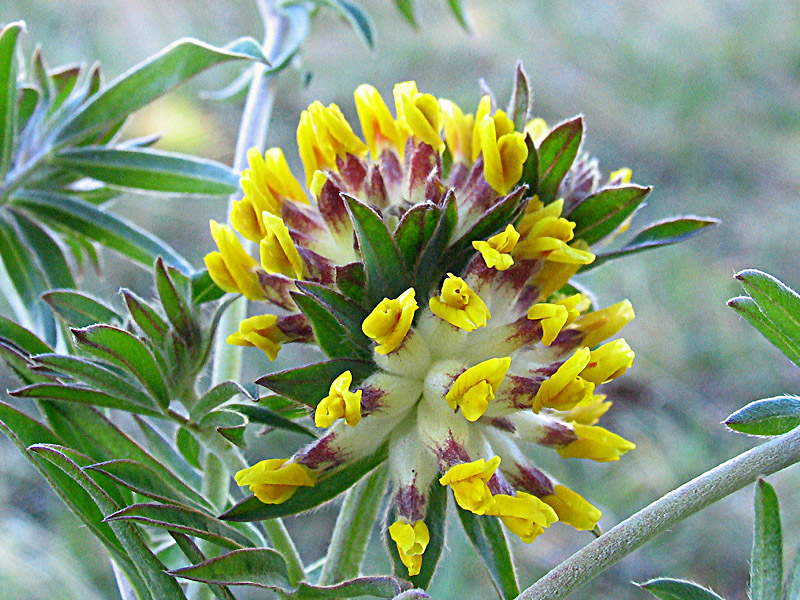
<box><xmin>724</xmin><ymin>396</ymin><xmax>800</xmax><ymax>436</ymax></box>
<box><xmin>447</xmin><ymin>0</ymin><xmax>471</xmax><ymax>30</ymax></box>
<box><xmin>569</xmin><ymin>185</ymin><xmax>651</xmax><ymax>245</ymax></box>
<box><xmin>255</xmin><ymin>359</ymin><xmax>376</xmax><ymax>408</ymax></box>
<box><xmin>751</xmin><ymin>479</ymin><xmax>783</xmax><ymax>600</ymax></box>
<box><xmin>191</xmin><ymin>269</ymin><xmax>226</xmax><ymax>304</ymax></box>
<box><xmin>736</xmin><ymin>270</ymin><xmax>800</xmax><ymax>349</ymax></box>
<box><xmin>155</xmin><ymin>257</ymin><xmax>195</xmax><ymax>339</ymax></box>
<box><xmin>9</xmin><ymin>211</ymin><xmax>77</xmax><ymax>289</ymax></box>
<box><xmin>394</xmin><ymin>203</ymin><xmax>441</xmax><ymax>270</ymax></box>
<box><xmin>134</xmin><ymin>416</ymin><xmax>202</xmax><ymax>490</ymax></box>
<box><xmin>0</xmin><ymin>21</ymin><xmax>24</xmax><ymax>177</ymax></box>
<box><xmin>120</xmin><ymin>289</ymin><xmax>170</xmax><ymax>341</ymax></box>
<box><xmin>228</xmin><ymin>403</ymin><xmax>316</xmax><ymax>438</ymax></box>
<box><xmin>507</xmin><ymin>62</ymin><xmax>531</xmax><ymax>131</ymax></box>
<box><xmin>54</xmin><ymin>36</ymin><xmax>268</xmax><ymax>145</ymax></box>
<box><xmin>456</xmin><ymin>508</ymin><xmax>519</xmax><ymax>599</ymax></box>
<box><xmin>168</xmin><ymin>548</ymin><xmax>290</xmax><ymax>589</ymax></box>
<box><xmin>268</xmin><ymin>4</ymin><xmax>311</xmax><ymax>74</ymax></box>
<box><xmin>177</xmin><ymin>427</ymin><xmax>202</xmax><ymax>469</ymax></box>
<box><xmin>728</xmin><ymin>296</ymin><xmax>800</xmax><ymax>368</ymax></box>
<box><xmin>12</xmin><ymin>189</ymin><xmax>192</xmax><ymax>272</ymax></box>
<box><xmin>394</xmin><ymin>0</ymin><xmax>417</xmax><ymax>27</ymax></box>
<box><xmin>191</xmin><ymin>381</ymin><xmax>248</xmax><ymax>419</ymax></box>
<box><xmin>107</xmin><ymin>503</ymin><xmax>254</xmax><ymax>550</ymax></box>
<box><xmin>0</xmin><ymin>314</ymin><xmax>52</xmax><ymax>354</ymax></box>
<box><xmin>292</xmin><ymin>577</ymin><xmax>412</xmax><ymax>599</ymax></box>
<box><xmin>292</xmin><ymin>291</ymin><xmax>372</xmax><ymax>360</ymax></box>
<box><xmin>536</xmin><ymin>116</ymin><xmax>583</xmax><ymax>205</ymax></box>
<box><xmin>11</xmin><ymin>382</ymin><xmax>162</xmax><ymax>416</ymax></box>
<box><xmin>414</xmin><ymin>192</ymin><xmax>458</xmax><ymax>293</ymax></box>
<box><xmin>221</xmin><ymin>442</ymin><xmax>388</xmax><ymax>521</ymax></box>
<box><xmin>42</xmin><ymin>290</ymin><xmax>121</xmax><ymax>328</ymax></box>
<box><xmin>53</xmin><ymin>147</ymin><xmax>238</xmax><ymax>195</ymax></box>
<box><xmin>637</xmin><ymin>578</ymin><xmax>726</xmax><ymax>600</ymax></box>
<box><xmin>320</xmin><ymin>0</ymin><xmax>376</xmax><ymax>50</ymax></box>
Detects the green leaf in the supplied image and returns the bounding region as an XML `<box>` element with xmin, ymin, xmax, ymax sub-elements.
<box><xmin>10</xmin><ymin>382</ymin><xmax>162</xmax><ymax>416</ymax></box>
<box><xmin>751</xmin><ymin>478</ymin><xmax>783</xmax><ymax>600</ymax></box>
<box><xmin>31</xmin><ymin>353</ymin><xmax>154</xmax><ymax>406</ymax></box>
<box><xmin>585</xmin><ymin>217</ymin><xmax>719</xmax><ymax>271</ymax></box>
<box><xmin>9</xmin><ymin>210</ymin><xmax>77</xmax><ymax>289</ymax></box>
<box><xmin>319</xmin><ymin>0</ymin><xmax>376</xmax><ymax>50</ymax></box>
<box><xmin>395</xmin><ymin>203</ymin><xmax>442</xmax><ymax>270</ymax></box>
<box><xmin>87</xmin><ymin>459</ymin><xmax>212</xmax><ymax>512</ymax></box>
<box><xmin>394</xmin><ymin>0</ymin><xmax>417</xmax><ymax>27</ymax></box>
<box><xmin>636</xmin><ymin>578</ymin><xmax>726</xmax><ymax>600</ymax></box>
<box><xmin>724</xmin><ymin>396</ymin><xmax>800</xmax><ymax>436</ymax></box>
<box><xmin>221</xmin><ymin>442</ymin><xmax>388</xmax><ymax>521</ymax></box>
<box><xmin>199</xmin><ymin>409</ymin><xmax>248</xmax><ymax>448</ymax></box>
<box><xmin>344</xmin><ymin>194</ymin><xmax>411</xmax><ymax>306</ymax></box>
<box><xmin>507</xmin><ymin>62</ymin><xmax>530</xmax><ymax>131</ymax></box>
<box><xmin>456</xmin><ymin>507</ymin><xmax>519</xmax><ymax>599</ymax></box>
<box><xmin>155</xmin><ymin>257</ymin><xmax>195</xmax><ymax>340</ymax></box>
<box><xmin>17</xmin><ymin>85</ymin><xmax>40</xmax><ymax>132</ymax></box>
<box><xmin>176</xmin><ymin>427</ymin><xmax>202</xmax><ymax>469</ymax></box>
<box><xmin>335</xmin><ymin>262</ymin><xmax>367</xmax><ymax>306</ymax></box>
<box><xmin>120</xmin><ymin>289</ymin><xmax>169</xmax><ymax>341</ymax></box>
<box><xmin>255</xmin><ymin>359</ymin><xmax>376</xmax><ymax>408</ymax></box>
<box><xmin>192</xmin><ymin>269</ymin><xmax>226</xmax><ymax>304</ymax></box>
<box><xmin>736</xmin><ymin>269</ymin><xmax>800</xmax><ymax>352</ymax></box>
<box><xmin>28</xmin><ymin>444</ymin><xmax>187</xmax><ymax>600</ymax></box>
<box><xmin>168</xmin><ymin>548</ymin><xmax>291</xmax><ymax>589</ymax></box>
<box><xmin>228</xmin><ymin>403</ymin><xmax>316</xmax><ymax>439</ymax></box>
<box><xmin>569</xmin><ymin>185</ymin><xmax>651</xmax><ymax>245</ymax></box>
<box><xmin>191</xmin><ymin>381</ymin><xmax>248</xmax><ymax>419</ymax></box>
<box><xmin>291</xmin><ymin>577</ymin><xmax>412</xmax><ymax>599</ymax></box>
<box><xmin>388</xmin><ymin>479</ymin><xmax>446</xmax><ymax>589</ymax></box>
<box><xmin>42</xmin><ymin>290</ymin><xmax>121</xmax><ymax>328</ymax></box>
<box><xmin>536</xmin><ymin>116</ymin><xmax>583</xmax><ymax>205</ymax></box>
<box><xmin>134</xmin><ymin>416</ymin><xmax>202</xmax><ymax>490</ymax></box>
<box><xmin>54</xmin><ymin>36</ymin><xmax>268</xmax><ymax>145</ymax></box>
<box><xmin>728</xmin><ymin>296</ymin><xmax>800</xmax><ymax>368</ymax></box>
<box><xmin>0</xmin><ymin>314</ymin><xmax>53</xmax><ymax>354</ymax></box>
<box><xmin>447</xmin><ymin>0</ymin><xmax>471</xmax><ymax>30</ymax></box>
<box><xmin>296</xmin><ymin>281</ymin><xmax>370</xmax><ymax>338</ymax></box>
<box><xmin>53</xmin><ymin>147</ymin><xmax>238</xmax><ymax>195</ymax></box>
<box><xmin>107</xmin><ymin>503</ymin><xmax>254</xmax><ymax>550</ymax></box>
<box><xmin>267</xmin><ymin>5</ymin><xmax>311</xmax><ymax>74</ymax></box>
<box><xmin>11</xmin><ymin>189</ymin><xmax>192</xmax><ymax>272</ymax></box>
<box><xmin>169</xmin><ymin>533</ymin><xmax>237</xmax><ymax>600</ymax></box>
<box><xmin>72</xmin><ymin>324</ymin><xmax>171</xmax><ymax>408</ymax></box>
<box><xmin>0</xmin><ymin>21</ymin><xmax>24</xmax><ymax>177</ymax></box>
<box><xmin>414</xmin><ymin>192</ymin><xmax>458</xmax><ymax>294</ymax></box>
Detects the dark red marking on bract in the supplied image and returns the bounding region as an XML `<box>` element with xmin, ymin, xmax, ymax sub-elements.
<box><xmin>296</xmin><ymin>432</ymin><xmax>345</xmax><ymax>470</ymax></box>
<box><xmin>396</xmin><ymin>481</ymin><xmax>427</xmax><ymax>522</ymax></box>
<box><xmin>510</xmin><ymin>464</ymin><xmax>555</xmax><ymax>497</ymax></box>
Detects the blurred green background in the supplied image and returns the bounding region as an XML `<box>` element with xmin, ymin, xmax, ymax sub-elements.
<box><xmin>1</xmin><ymin>1</ymin><xmax>799</xmax><ymax>599</ymax></box>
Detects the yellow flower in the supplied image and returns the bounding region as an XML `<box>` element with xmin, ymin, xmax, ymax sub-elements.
<box><xmin>486</xmin><ymin>492</ymin><xmax>558</xmax><ymax>543</ymax></box>
<box><xmin>472</xmin><ymin>224</ymin><xmax>520</xmax><ymax>271</ymax></box>
<box><xmin>226</xmin><ymin>314</ymin><xmax>285</xmax><ymax>361</ymax></box>
<box><xmin>470</xmin><ymin>95</ymin><xmax>493</xmax><ymax>162</ymax></box>
<box><xmin>362</xmin><ymin>288</ymin><xmax>418</xmax><ymax>354</ymax></box>
<box><xmin>234</xmin><ymin>458</ymin><xmax>315</xmax><ymax>504</ymax></box>
<box><xmin>561</xmin><ymin>394</ymin><xmax>612</xmax><ymax>425</ymax></box>
<box><xmin>389</xmin><ymin>520</ymin><xmax>430</xmax><ymax>577</ymax></box>
<box><xmin>259</xmin><ymin>212</ymin><xmax>304</xmax><ymax>279</ymax></box>
<box><xmin>446</xmin><ymin>357</ymin><xmax>511</xmax><ymax>421</ymax></box>
<box><xmin>476</xmin><ymin>113</ymin><xmax>528</xmax><ymax>195</ymax></box>
<box><xmin>541</xmin><ymin>484</ymin><xmax>602</xmax><ymax>531</ymax></box>
<box><xmin>609</xmin><ymin>167</ymin><xmax>632</xmax><ymax>184</ymax></box>
<box><xmin>204</xmin><ymin>220</ymin><xmax>264</xmax><ymax>301</ymax></box>
<box><xmin>315</xmin><ymin>370</ymin><xmax>363</xmax><ymax>428</ymax></box>
<box><xmin>394</xmin><ymin>81</ymin><xmax>444</xmax><ymax>152</ymax></box>
<box><xmin>354</xmin><ymin>84</ymin><xmax>408</xmax><ymax>157</ymax></box>
<box><xmin>532</xmin><ymin>348</ymin><xmax>595</xmax><ymax>412</ymax></box>
<box><xmin>580</xmin><ymin>339</ymin><xmax>635</xmax><ymax>384</ymax></box>
<box><xmin>527</xmin><ymin>294</ymin><xmax>587</xmax><ymax>346</ymax></box>
<box><xmin>573</xmin><ymin>299</ymin><xmax>635</xmax><ymax>348</ymax></box>
<box><xmin>429</xmin><ymin>274</ymin><xmax>491</xmax><ymax>331</ymax></box>
<box><xmin>439</xmin><ymin>456</ymin><xmax>501</xmax><ymax>515</ymax></box>
<box><xmin>557</xmin><ymin>423</ymin><xmax>636</xmax><ymax>462</ymax></box>
<box><xmin>515</xmin><ymin>199</ymin><xmax>595</xmax><ymax>264</ymax></box>
<box><xmin>439</xmin><ymin>98</ymin><xmax>474</xmax><ymax>162</ymax></box>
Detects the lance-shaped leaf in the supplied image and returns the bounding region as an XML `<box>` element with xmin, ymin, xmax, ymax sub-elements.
<box><xmin>10</xmin><ymin>210</ymin><xmax>76</xmax><ymax>290</ymax></box>
<box><xmin>296</xmin><ymin>281</ymin><xmax>369</xmax><ymax>341</ymax></box>
<box><xmin>291</xmin><ymin>577</ymin><xmax>412</xmax><ymax>599</ymax></box>
<box><xmin>268</xmin><ymin>4</ymin><xmax>311</xmax><ymax>74</ymax></box>
<box><xmin>569</xmin><ymin>184</ymin><xmax>651</xmax><ymax>245</ymax></box>
<box><xmin>395</xmin><ymin>0</ymin><xmax>417</xmax><ymax>27</ymax></box>
<box><xmin>191</xmin><ymin>269</ymin><xmax>226</xmax><ymax>304</ymax></box>
<box><xmin>120</xmin><ymin>289</ymin><xmax>169</xmax><ymax>341</ymax></box>
<box><xmin>199</xmin><ymin>409</ymin><xmax>248</xmax><ymax>448</ymax></box>
<box><xmin>155</xmin><ymin>258</ymin><xmax>196</xmax><ymax>340</ymax></box>
<box><xmin>637</xmin><ymin>578</ymin><xmax>727</xmax><ymax>600</ymax></box>
<box><xmin>17</xmin><ymin>85</ymin><xmax>40</xmax><ymax>133</ymax></box>
<box><xmin>228</xmin><ymin>403</ymin><xmax>316</xmax><ymax>439</ymax></box>
<box><xmin>447</xmin><ymin>0</ymin><xmax>470</xmax><ymax>30</ymax></box>
<box><xmin>736</xmin><ymin>270</ymin><xmax>800</xmax><ymax>348</ymax></box>
<box><xmin>53</xmin><ymin>147</ymin><xmax>238</xmax><ymax>195</ymax></box>
<box><xmin>11</xmin><ymin>189</ymin><xmax>192</xmax><ymax>272</ymax></box>
<box><xmin>11</xmin><ymin>382</ymin><xmax>162</xmax><ymax>416</ymax></box>
<box><xmin>28</xmin><ymin>444</ymin><xmax>187</xmax><ymax>600</ymax></box>
<box><xmin>414</xmin><ymin>192</ymin><xmax>459</xmax><ymax>294</ymax></box>
<box><xmin>724</xmin><ymin>396</ymin><xmax>800</xmax><ymax>437</ymax></box>
<box><xmin>191</xmin><ymin>381</ymin><xmax>249</xmax><ymax>419</ymax></box>
<box><xmin>536</xmin><ymin>116</ymin><xmax>583</xmax><ymax>205</ymax></box>
<box><xmin>387</xmin><ymin>478</ymin><xmax>447</xmax><ymax>589</ymax></box>
<box><xmin>584</xmin><ymin>217</ymin><xmax>719</xmax><ymax>271</ymax></box>
<box><xmin>752</xmin><ymin>479</ymin><xmax>783</xmax><ymax>600</ymax></box>
<box><xmin>87</xmin><ymin>459</ymin><xmax>212</xmax><ymax>512</ymax></box>
<box><xmin>42</xmin><ymin>290</ymin><xmax>121</xmax><ymax>328</ymax></box>
<box><xmin>0</xmin><ymin>21</ymin><xmax>24</xmax><ymax>177</ymax></box>
<box><xmin>256</xmin><ymin>359</ymin><xmax>376</xmax><ymax>408</ymax></box>
<box><xmin>53</xmin><ymin>36</ymin><xmax>268</xmax><ymax>145</ymax></box>
<box><xmin>344</xmin><ymin>194</ymin><xmax>411</xmax><ymax>305</ymax></box>
<box><xmin>72</xmin><ymin>324</ymin><xmax>170</xmax><ymax>408</ymax></box>
<box><xmin>107</xmin><ymin>503</ymin><xmax>255</xmax><ymax>550</ymax></box>
<box><xmin>169</xmin><ymin>548</ymin><xmax>291</xmax><ymax>589</ymax></box>
<box><xmin>0</xmin><ymin>314</ymin><xmax>52</xmax><ymax>354</ymax></box>
<box><xmin>319</xmin><ymin>0</ymin><xmax>376</xmax><ymax>50</ymax></box>
<box><xmin>170</xmin><ymin>533</ymin><xmax>237</xmax><ymax>600</ymax></box>
<box><xmin>507</xmin><ymin>62</ymin><xmax>531</xmax><ymax>131</ymax></box>
<box><xmin>176</xmin><ymin>427</ymin><xmax>202</xmax><ymax>469</ymax></box>
<box><xmin>728</xmin><ymin>296</ymin><xmax>800</xmax><ymax>368</ymax></box>
<box><xmin>335</xmin><ymin>262</ymin><xmax>367</xmax><ymax>306</ymax></box>
<box><xmin>221</xmin><ymin>442</ymin><xmax>389</xmax><ymax>522</ymax></box>
<box><xmin>395</xmin><ymin>203</ymin><xmax>442</xmax><ymax>270</ymax></box>
<box><xmin>134</xmin><ymin>416</ymin><xmax>202</xmax><ymax>490</ymax></box>
<box><xmin>456</xmin><ymin>507</ymin><xmax>519</xmax><ymax>599</ymax></box>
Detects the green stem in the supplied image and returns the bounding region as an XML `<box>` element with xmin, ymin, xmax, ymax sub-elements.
<box><xmin>318</xmin><ymin>466</ymin><xmax>390</xmax><ymax>585</ymax></box>
<box><xmin>515</xmin><ymin>426</ymin><xmax>800</xmax><ymax>600</ymax></box>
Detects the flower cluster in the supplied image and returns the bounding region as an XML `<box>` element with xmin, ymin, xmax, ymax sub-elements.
<box><xmin>208</xmin><ymin>80</ymin><xmax>639</xmax><ymax>577</ymax></box>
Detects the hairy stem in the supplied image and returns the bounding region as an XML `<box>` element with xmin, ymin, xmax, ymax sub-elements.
<box><xmin>318</xmin><ymin>466</ymin><xmax>390</xmax><ymax>585</ymax></box>
<box><xmin>516</xmin><ymin>426</ymin><xmax>800</xmax><ymax>600</ymax></box>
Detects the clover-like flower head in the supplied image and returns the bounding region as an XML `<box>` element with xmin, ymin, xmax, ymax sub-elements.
<box><xmin>208</xmin><ymin>79</ymin><xmax>646</xmax><ymax>578</ymax></box>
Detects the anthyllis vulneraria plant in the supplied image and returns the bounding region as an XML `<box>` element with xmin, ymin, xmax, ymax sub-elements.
<box><xmin>207</xmin><ymin>67</ymin><xmax>717</xmax><ymax>585</ymax></box>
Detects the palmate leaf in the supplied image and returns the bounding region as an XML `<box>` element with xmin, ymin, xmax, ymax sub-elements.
<box><xmin>724</xmin><ymin>396</ymin><xmax>800</xmax><ymax>437</ymax></box>
<box><xmin>456</xmin><ymin>506</ymin><xmax>519</xmax><ymax>599</ymax></box>
<box><xmin>751</xmin><ymin>479</ymin><xmax>783</xmax><ymax>600</ymax></box>
<box><xmin>221</xmin><ymin>442</ymin><xmax>389</xmax><ymax>522</ymax></box>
